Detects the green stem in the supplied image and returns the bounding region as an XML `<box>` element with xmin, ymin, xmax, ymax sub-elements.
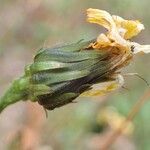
<box><xmin>0</xmin><ymin>76</ymin><xmax>29</xmax><ymax>113</ymax></box>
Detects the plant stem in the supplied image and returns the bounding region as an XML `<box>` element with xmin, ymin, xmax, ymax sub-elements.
<box><xmin>0</xmin><ymin>76</ymin><xmax>29</xmax><ymax>113</ymax></box>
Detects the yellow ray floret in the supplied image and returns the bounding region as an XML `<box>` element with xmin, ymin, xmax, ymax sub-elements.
<box><xmin>112</xmin><ymin>15</ymin><xmax>144</xmax><ymax>39</ymax></box>
<box><xmin>81</xmin><ymin>75</ymin><xmax>124</xmax><ymax>97</ymax></box>
<box><xmin>87</xmin><ymin>8</ymin><xmax>150</xmax><ymax>54</ymax></box>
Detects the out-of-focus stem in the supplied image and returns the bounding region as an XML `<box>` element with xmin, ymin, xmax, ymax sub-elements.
<box><xmin>0</xmin><ymin>76</ymin><xmax>29</xmax><ymax>113</ymax></box>
<box><xmin>101</xmin><ymin>89</ymin><xmax>150</xmax><ymax>150</ymax></box>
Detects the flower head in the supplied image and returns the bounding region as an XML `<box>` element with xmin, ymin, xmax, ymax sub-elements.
<box><xmin>0</xmin><ymin>8</ymin><xmax>150</xmax><ymax>112</ymax></box>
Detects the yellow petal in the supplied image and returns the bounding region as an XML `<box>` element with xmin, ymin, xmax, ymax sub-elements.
<box><xmin>87</xmin><ymin>8</ymin><xmax>150</xmax><ymax>58</ymax></box>
<box><xmin>87</xmin><ymin>8</ymin><xmax>128</xmax><ymax>47</ymax></box>
<box><xmin>81</xmin><ymin>75</ymin><xmax>124</xmax><ymax>97</ymax></box>
<box><xmin>131</xmin><ymin>42</ymin><xmax>150</xmax><ymax>54</ymax></box>
<box><xmin>87</xmin><ymin>8</ymin><xmax>115</xmax><ymax>30</ymax></box>
<box><xmin>113</xmin><ymin>15</ymin><xmax>144</xmax><ymax>39</ymax></box>
<box><xmin>93</xmin><ymin>33</ymin><xmax>111</xmax><ymax>48</ymax></box>
<box><xmin>80</xmin><ymin>81</ymin><xmax>118</xmax><ymax>96</ymax></box>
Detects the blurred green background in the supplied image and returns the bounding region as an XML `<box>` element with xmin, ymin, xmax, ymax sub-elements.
<box><xmin>0</xmin><ymin>0</ymin><xmax>150</xmax><ymax>150</ymax></box>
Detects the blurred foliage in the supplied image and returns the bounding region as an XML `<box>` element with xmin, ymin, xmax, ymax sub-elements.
<box><xmin>0</xmin><ymin>0</ymin><xmax>150</xmax><ymax>150</ymax></box>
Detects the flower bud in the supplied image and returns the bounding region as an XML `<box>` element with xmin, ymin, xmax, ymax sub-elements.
<box><xmin>26</xmin><ymin>40</ymin><xmax>113</xmax><ymax>110</ymax></box>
